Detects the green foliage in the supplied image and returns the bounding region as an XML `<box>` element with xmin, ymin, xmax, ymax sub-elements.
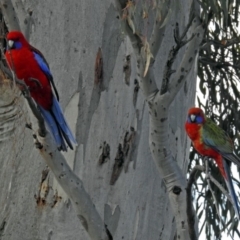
<box><xmin>189</xmin><ymin>0</ymin><xmax>240</xmax><ymax>239</ymax></box>
<box><xmin>189</xmin><ymin>149</ymin><xmax>240</xmax><ymax>239</ymax></box>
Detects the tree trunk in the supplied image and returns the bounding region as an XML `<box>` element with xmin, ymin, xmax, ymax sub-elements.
<box><xmin>0</xmin><ymin>0</ymin><xmax>198</xmax><ymax>239</ymax></box>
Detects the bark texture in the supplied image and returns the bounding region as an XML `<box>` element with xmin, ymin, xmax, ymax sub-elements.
<box><xmin>0</xmin><ymin>0</ymin><xmax>197</xmax><ymax>239</ymax></box>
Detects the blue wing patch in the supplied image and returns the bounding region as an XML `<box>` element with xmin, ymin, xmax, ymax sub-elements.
<box><xmin>33</xmin><ymin>52</ymin><xmax>52</xmax><ymax>78</ymax></box>
<box><xmin>32</xmin><ymin>50</ymin><xmax>59</xmax><ymax>100</ymax></box>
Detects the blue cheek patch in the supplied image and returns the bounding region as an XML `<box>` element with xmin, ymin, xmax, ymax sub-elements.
<box><xmin>196</xmin><ymin>115</ymin><xmax>204</xmax><ymax>124</ymax></box>
<box><xmin>187</xmin><ymin>115</ymin><xmax>204</xmax><ymax>123</ymax></box>
<box><xmin>14</xmin><ymin>41</ymin><xmax>22</xmax><ymax>49</ymax></box>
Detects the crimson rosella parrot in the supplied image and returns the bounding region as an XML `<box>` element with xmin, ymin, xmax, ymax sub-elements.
<box><xmin>5</xmin><ymin>31</ymin><xmax>76</xmax><ymax>151</ymax></box>
<box><xmin>185</xmin><ymin>107</ymin><xmax>240</xmax><ymax>219</ymax></box>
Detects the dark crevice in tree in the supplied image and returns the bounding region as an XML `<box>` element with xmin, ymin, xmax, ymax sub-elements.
<box><xmin>133</xmin><ymin>78</ymin><xmax>139</xmax><ymax>107</ymax></box>
<box><xmin>123</xmin><ymin>54</ymin><xmax>131</xmax><ymax>85</ymax></box>
<box><xmin>110</xmin><ymin>143</ymin><xmax>124</xmax><ymax>185</ymax></box>
<box><xmin>0</xmin><ymin>219</ymin><xmax>6</xmax><ymax>239</ymax></box>
<box><xmin>94</xmin><ymin>47</ymin><xmax>103</xmax><ymax>86</ymax></box>
<box><xmin>110</xmin><ymin>127</ymin><xmax>136</xmax><ymax>185</ymax></box>
<box><xmin>99</xmin><ymin>141</ymin><xmax>110</xmax><ymax>165</ymax></box>
<box><xmin>105</xmin><ymin>224</ymin><xmax>113</xmax><ymax>240</ymax></box>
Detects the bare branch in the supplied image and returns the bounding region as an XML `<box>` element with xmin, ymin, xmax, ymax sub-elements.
<box><xmin>187</xmin><ymin>163</ymin><xmax>235</xmax><ymax>239</ymax></box>
<box><xmin>37</xmin><ymin>133</ymin><xmax>111</xmax><ymax>240</ymax></box>
<box><xmin>199</xmin><ymin>58</ymin><xmax>240</xmax><ymax>69</ymax></box>
<box><xmin>189</xmin><ymin>165</ymin><xmax>233</xmax><ymax>204</ymax></box>
<box><xmin>177</xmin><ymin>7</ymin><xmax>195</xmax><ymax>43</ymax></box>
<box><xmin>117</xmin><ymin>5</ymin><xmax>204</xmax><ymax>240</ymax></box>
<box><xmin>160</xmin><ymin>21</ymin><xmax>196</xmax><ymax>95</ymax></box>
<box><xmin>1</xmin><ymin>62</ymin><xmax>112</xmax><ymax>239</ymax></box>
<box><xmin>2</xmin><ymin>23</ymin><xmax>112</xmax><ymax>240</ymax></box>
<box><xmin>165</xmin><ymin>18</ymin><xmax>205</xmax><ymax>107</ymax></box>
<box><xmin>186</xmin><ymin>166</ymin><xmax>199</xmax><ymax>240</ymax></box>
<box><xmin>201</xmin><ymin>38</ymin><xmax>240</xmax><ymax>50</ymax></box>
<box><xmin>205</xmin><ymin>160</ymin><xmax>224</xmax><ymax>229</ymax></box>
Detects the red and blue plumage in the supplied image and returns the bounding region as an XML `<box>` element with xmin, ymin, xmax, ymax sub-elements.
<box><xmin>5</xmin><ymin>31</ymin><xmax>76</xmax><ymax>151</ymax></box>
<box><xmin>185</xmin><ymin>107</ymin><xmax>240</xmax><ymax>219</ymax></box>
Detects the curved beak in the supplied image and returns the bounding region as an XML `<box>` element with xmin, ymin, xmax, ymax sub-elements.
<box><xmin>8</xmin><ymin>40</ymin><xmax>14</xmax><ymax>49</ymax></box>
<box><xmin>190</xmin><ymin>114</ymin><xmax>196</xmax><ymax>122</ymax></box>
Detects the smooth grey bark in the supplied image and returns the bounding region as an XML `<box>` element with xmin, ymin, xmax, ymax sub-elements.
<box><xmin>0</xmin><ymin>0</ymin><xmax>199</xmax><ymax>239</ymax></box>
<box><xmin>115</xmin><ymin>1</ymin><xmax>204</xmax><ymax>239</ymax></box>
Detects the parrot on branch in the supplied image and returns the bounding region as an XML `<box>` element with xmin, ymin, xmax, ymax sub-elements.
<box><xmin>5</xmin><ymin>31</ymin><xmax>76</xmax><ymax>151</ymax></box>
<box><xmin>185</xmin><ymin>107</ymin><xmax>240</xmax><ymax>219</ymax></box>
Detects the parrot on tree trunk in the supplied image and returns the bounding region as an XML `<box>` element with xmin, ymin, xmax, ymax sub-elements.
<box><xmin>185</xmin><ymin>107</ymin><xmax>240</xmax><ymax>219</ymax></box>
<box><xmin>5</xmin><ymin>31</ymin><xmax>76</xmax><ymax>151</ymax></box>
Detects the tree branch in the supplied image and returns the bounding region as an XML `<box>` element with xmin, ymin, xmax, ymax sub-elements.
<box><xmin>199</xmin><ymin>58</ymin><xmax>240</xmax><ymax>69</ymax></box>
<box><xmin>165</xmin><ymin>18</ymin><xmax>204</xmax><ymax>107</ymax></box>
<box><xmin>37</xmin><ymin>133</ymin><xmax>110</xmax><ymax>240</ymax></box>
<box><xmin>1</xmin><ymin>27</ymin><xmax>110</xmax><ymax>240</ymax></box>
<box><xmin>188</xmin><ymin>165</ymin><xmax>233</xmax><ymax>207</ymax></box>
<box><xmin>160</xmin><ymin>11</ymin><xmax>195</xmax><ymax>95</ymax></box>
<box><xmin>205</xmin><ymin>160</ymin><xmax>224</xmax><ymax>229</ymax></box>
<box><xmin>1</xmin><ymin>64</ymin><xmax>112</xmax><ymax>240</ymax></box>
<box><xmin>144</xmin><ymin>15</ymin><xmax>204</xmax><ymax>240</ymax></box>
<box><xmin>114</xmin><ymin>1</ymin><xmax>205</xmax><ymax>239</ymax></box>
<box><xmin>1</xmin><ymin>60</ymin><xmax>112</xmax><ymax>240</ymax></box>
<box><xmin>186</xmin><ymin>165</ymin><xmax>199</xmax><ymax>240</ymax></box>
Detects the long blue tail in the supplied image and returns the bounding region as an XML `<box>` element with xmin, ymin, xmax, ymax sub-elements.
<box><xmin>223</xmin><ymin>159</ymin><xmax>240</xmax><ymax>219</ymax></box>
<box><xmin>38</xmin><ymin>96</ymin><xmax>77</xmax><ymax>151</ymax></box>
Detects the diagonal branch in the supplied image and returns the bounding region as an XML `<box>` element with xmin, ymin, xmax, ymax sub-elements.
<box><xmin>144</xmin><ymin>16</ymin><xmax>204</xmax><ymax>240</ymax></box>
<box><xmin>165</xmin><ymin>18</ymin><xmax>205</xmax><ymax>107</ymax></box>
<box><xmin>3</xmin><ymin>70</ymin><xmax>112</xmax><ymax>240</ymax></box>
<box><xmin>188</xmin><ymin>165</ymin><xmax>233</xmax><ymax>205</ymax></box>
<box><xmin>37</xmin><ymin>133</ymin><xmax>111</xmax><ymax>240</ymax></box>
<box><xmin>1</xmin><ymin>60</ymin><xmax>112</xmax><ymax>240</ymax></box>
<box><xmin>187</xmin><ymin>163</ymin><xmax>235</xmax><ymax>239</ymax></box>
<box><xmin>205</xmin><ymin>160</ymin><xmax>224</xmax><ymax>229</ymax></box>
<box><xmin>1</xmin><ymin>7</ymin><xmax>112</xmax><ymax>237</ymax></box>
<box><xmin>115</xmin><ymin>1</ymin><xmax>204</xmax><ymax>239</ymax></box>
<box><xmin>161</xmin><ymin>21</ymin><xmax>195</xmax><ymax>95</ymax></box>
